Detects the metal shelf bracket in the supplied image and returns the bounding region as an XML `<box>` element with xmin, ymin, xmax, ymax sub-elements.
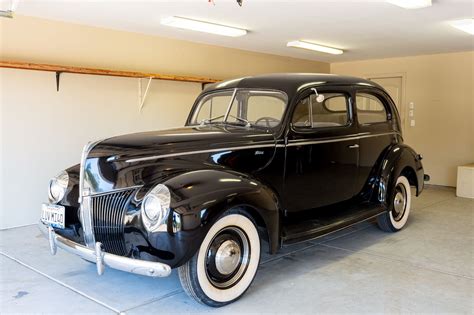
<box><xmin>55</xmin><ymin>71</ymin><xmax>62</xmax><ymax>91</ymax></box>
<box><xmin>138</xmin><ymin>77</ymin><xmax>153</xmax><ymax>112</ymax></box>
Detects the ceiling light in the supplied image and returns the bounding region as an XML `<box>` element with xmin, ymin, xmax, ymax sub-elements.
<box><xmin>161</xmin><ymin>16</ymin><xmax>247</xmax><ymax>37</ymax></box>
<box><xmin>450</xmin><ymin>19</ymin><xmax>474</xmax><ymax>35</ymax></box>
<box><xmin>287</xmin><ymin>41</ymin><xmax>344</xmax><ymax>55</ymax></box>
<box><xmin>387</xmin><ymin>0</ymin><xmax>432</xmax><ymax>9</ymax></box>
<box><xmin>0</xmin><ymin>0</ymin><xmax>19</xmax><ymax>18</ymax></box>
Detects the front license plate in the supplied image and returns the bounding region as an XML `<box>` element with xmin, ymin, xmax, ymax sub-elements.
<box><xmin>41</xmin><ymin>204</ymin><xmax>65</xmax><ymax>229</ymax></box>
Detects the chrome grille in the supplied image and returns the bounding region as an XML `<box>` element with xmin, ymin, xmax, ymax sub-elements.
<box><xmin>90</xmin><ymin>189</ymin><xmax>135</xmax><ymax>255</ymax></box>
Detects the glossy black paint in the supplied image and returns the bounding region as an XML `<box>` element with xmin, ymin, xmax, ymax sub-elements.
<box><xmin>55</xmin><ymin>73</ymin><xmax>424</xmax><ymax>269</ymax></box>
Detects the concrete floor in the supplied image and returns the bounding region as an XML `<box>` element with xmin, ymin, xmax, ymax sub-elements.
<box><xmin>0</xmin><ymin>186</ymin><xmax>472</xmax><ymax>314</ymax></box>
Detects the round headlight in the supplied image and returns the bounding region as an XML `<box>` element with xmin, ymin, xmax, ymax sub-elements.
<box><xmin>48</xmin><ymin>170</ymin><xmax>69</xmax><ymax>204</ymax></box>
<box><xmin>141</xmin><ymin>184</ymin><xmax>171</xmax><ymax>231</ymax></box>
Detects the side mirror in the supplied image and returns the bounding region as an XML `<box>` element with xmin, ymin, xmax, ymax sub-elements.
<box><xmin>311</xmin><ymin>88</ymin><xmax>325</xmax><ymax>103</ymax></box>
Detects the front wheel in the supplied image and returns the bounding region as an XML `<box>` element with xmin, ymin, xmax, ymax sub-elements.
<box><xmin>377</xmin><ymin>175</ymin><xmax>412</xmax><ymax>232</ymax></box>
<box><xmin>178</xmin><ymin>210</ymin><xmax>261</xmax><ymax>307</ymax></box>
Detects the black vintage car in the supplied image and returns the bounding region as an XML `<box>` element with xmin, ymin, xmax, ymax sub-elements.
<box><xmin>40</xmin><ymin>73</ymin><xmax>426</xmax><ymax>307</ymax></box>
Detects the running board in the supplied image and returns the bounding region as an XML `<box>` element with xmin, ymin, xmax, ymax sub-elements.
<box><xmin>281</xmin><ymin>204</ymin><xmax>386</xmax><ymax>245</ymax></box>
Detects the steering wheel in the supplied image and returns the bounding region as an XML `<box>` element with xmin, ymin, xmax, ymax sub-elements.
<box><xmin>255</xmin><ymin>117</ymin><xmax>279</xmax><ymax>127</ymax></box>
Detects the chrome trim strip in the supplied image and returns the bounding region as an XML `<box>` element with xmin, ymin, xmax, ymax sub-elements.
<box><xmin>81</xmin><ymin>195</ymin><xmax>95</xmax><ymax>247</ymax></box>
<box><xmin>286</xmin><ymin>132</ymin><xmax>398</xmax><ymax>147</ymax></box>
<box><xmin>39</xmin><ymin>222</ymin><xmax>171</xmax><ymax>278</ymax></box>
<box><xmin>125</xmin><ymin>143</ymin><xmax>277</xmax><ymax>163</ymax></box>
<box><xmin>79</xmin><ymin>139</ymin><xmax>103</xmax><ymax>200</ymax></box>
<box><xmin>125</xmin><ymin>132</ymin><xmax>398</xmax><ymax>163</ymax></box>
<box><xmin>88</xmin><ymin>185</ymin><xmax>142</xmax><ymax>197</ymax></box>
<box><xmin>78</xmin><ymin>139</ymin><xmax>102</xmax><ymax>248</ymax></box>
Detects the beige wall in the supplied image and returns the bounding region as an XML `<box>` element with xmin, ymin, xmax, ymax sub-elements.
<box><xmin>0</xmin><ymin>69</ymin><xmax>204</xmax><ymax>229</ymax></box>
<box><xmin>1</xmin><ymin>15</ymin><xmax>329</xmax><ymax>78</ymax></box>
<box><xmin>0</xmin><ymin>16</ymin><xmax>329</xmax><ymax>229</ymax></box>
<box><xmin>331</xmin><ymin>51</ymin><xmax>474</xmax><ymax>187</ymax></box>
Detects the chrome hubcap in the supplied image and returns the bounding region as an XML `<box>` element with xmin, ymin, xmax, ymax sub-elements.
<box><xmin>205</xmin><ymin>226</ymin><xmax>250</xmax><ymax>289</ymax></box>
<box><xmin>392</xmin><ymin>184</ymin><xmax>407</xmax><ymax>221</ymax></box>
<box><xmin>215</xmin><ymin>240</ymin><xmax>241</xmax><ymax>275</ymax></box>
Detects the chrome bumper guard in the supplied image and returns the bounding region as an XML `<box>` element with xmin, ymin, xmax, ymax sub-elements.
<box><xmin>38</xmin><ymin>221</ymin><xmax>172</xmax><ymax>278</ymax></box>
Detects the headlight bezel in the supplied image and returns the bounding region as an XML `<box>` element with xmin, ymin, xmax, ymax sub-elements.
<box><xmin>48</xmin><ymin>170</ymin><xmax>69</xmax><ymax>204</ymax></box>
<box><xmin>141</xmin><ymin>184</ymin><xmax>171</xmax><ymax>232</ymax></box>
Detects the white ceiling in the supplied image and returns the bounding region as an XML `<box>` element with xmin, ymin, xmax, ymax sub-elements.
<box><xmin>7</xmin><ymin>0</ymin><xmax>474</xmax><ymax>62</ymax></box>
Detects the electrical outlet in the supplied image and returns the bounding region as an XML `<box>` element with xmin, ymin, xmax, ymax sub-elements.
<box><xmin>409</xmin><ymin>102</ymin><xmax>415</xmax><ymax>109</ymax></box>
<box><xmin>410</xmin><ymin>119</ymin><xmax>416</xmax><ymax>127</ymax></box>
<box><xmin>409</xmin><ymin>110</ymin><xmax>414</xmax><ymax>117</ymax></box>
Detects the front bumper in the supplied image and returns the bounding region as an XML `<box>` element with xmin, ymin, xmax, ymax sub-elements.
<box><xmin>38</xmin><ymin>221</ymin><xmax>172</xmax><ymax>278</ymax></box>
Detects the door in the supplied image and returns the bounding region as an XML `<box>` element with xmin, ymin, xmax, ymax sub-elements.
<box><xmin>369</xmin><ymin>76</ymin><xmax>404</xmax><ymax>129</ymax></box>
<box><xmin>283</xmin><ymin>87</ymin><xmax>359</xmax><ymax>212</ymax></box>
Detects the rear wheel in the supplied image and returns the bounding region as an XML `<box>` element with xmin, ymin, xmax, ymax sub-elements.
<box><xmin>377</xmin><ymin>175</ymin><xmax>411</xmax><ymax>232</ymax></box>
<box><xmin>178</xmin><ymin>210</ymin><xmax>261</xmax><ymax>307</ymax></box>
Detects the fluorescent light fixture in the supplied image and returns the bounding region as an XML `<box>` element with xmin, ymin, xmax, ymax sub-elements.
<box><xmin>450</xmin><ymin>19</ymin><xmax>474</xmax><ymax>35</ymax></box>
<box><xmin>287</xmin><ymin>41</ymin><xmax>344</xmax><ymax>55</ymax></box>
<box><xmin>387</xmin><ymin>0</ymin><xmax>432</xmax><ymax>9</ymax></box>
<box><xmin>0</xmin><ymin>0</ymin><xmax>19</xmax><ymax>18</ymax></box>
<box><xmin>161</xmin><ymin>16</ymin><xmax>247</xmax><ymax>37</ymax></box>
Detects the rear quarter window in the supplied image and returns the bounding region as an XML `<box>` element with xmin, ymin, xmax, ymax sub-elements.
<box><xmin>356</xmin><ymin>93</ymin><xmax>388</xmax><ymax>124</ymax></box>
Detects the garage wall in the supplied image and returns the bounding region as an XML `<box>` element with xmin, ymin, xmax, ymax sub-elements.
<box><xmin>331</xmin><ymin>51</ymin><xmax>474</xmax><ymax>187</ymax></box>
<box><xmin>0</xmin><ymin>15</ymin><xmax>329</xmax><ymax>79</ymax></box>
<box><xmin>0</xmin><ymin>16</ymin><xmax>329</xmax><ymax>229</ymax></box>
<box><xmin>0</xmin><ymin>70</ymin><xmax>205</xmax><ymax>229</ymax></box>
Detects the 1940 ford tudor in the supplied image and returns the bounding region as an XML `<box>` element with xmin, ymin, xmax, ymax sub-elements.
<box><xmin>39</xmin><ymin>73</ymin><xmax>427</xmax><ymax>307</ymax></box>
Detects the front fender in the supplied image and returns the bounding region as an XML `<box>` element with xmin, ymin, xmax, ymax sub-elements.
<box><xmin>376</xmin><ymin>144</ymin><xmax>424</xmax><ymax>208</ymax></box>
<box><xmin>149</xmin><ymin>169</ymin><xmax>281</xmax><ymax>267</ymax></box>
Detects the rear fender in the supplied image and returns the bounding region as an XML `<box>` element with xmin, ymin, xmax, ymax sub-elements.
<box><xmin>376</xmin><ymin>144</ymin><xmax>424</xmax><ymax>208</ymax></box>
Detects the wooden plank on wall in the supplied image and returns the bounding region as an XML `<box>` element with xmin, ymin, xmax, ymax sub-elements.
<box><xmin>0</xmin><ymin>60</ymin><xmax>220</xmax><ymax>84</ymax></box>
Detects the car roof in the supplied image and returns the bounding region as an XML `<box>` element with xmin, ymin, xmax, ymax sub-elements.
<box><xmin>203</xmin><ymin>73</ymin><xmax>383</xmax><ymax>97</ymax></box>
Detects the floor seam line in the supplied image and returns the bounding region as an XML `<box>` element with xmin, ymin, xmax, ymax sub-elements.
<box><xmin>318</xmin><ymin>224</ymin><xmax>373</xmax><ymax>245</ymax></box>
<box><xmin>319</xmin><ymin>243</ymin><xmax>474</xmax><ymax>280</ymax></box>
<box><xmin>414</xmin><ymin>196</ymin><xmax>457</xmax><ymax>211</ymax></box>
<box><xmin>261</xmin><ymin>225</ymin><xmax>371</xmax><ymax>265</ymax></box>
<box><xmin>0</xmin><ymin>251</ymin><xmax>121</xmax><ymax>314</ymax></box>
<box><xmin>119</xmin><ymin>289</ymin><xmax>184</xmax><ymax>313</ymax></box>
<box><xmin>0</xmin><ymin>223</ymin><xmax>36</xmax><ymax>231</ymax></box>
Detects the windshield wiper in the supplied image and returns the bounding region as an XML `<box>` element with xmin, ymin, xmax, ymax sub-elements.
<box><xmin>228</xmin><ymin>115</ymin><xmax>251</xmax><ymax>127</ymax></box>
<box><xmin>200</xmin><ymin>114</ymin><xmax>251</xmax><ymax>127</ymax></box>
<box><xmin>200</xmin><ymin>115</ymin><xmax>225</xmax><ymax>125</ymax></box>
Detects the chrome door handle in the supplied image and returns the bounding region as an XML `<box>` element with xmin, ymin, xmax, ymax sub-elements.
<box><xmin>348</xmin><ymin>144</ymin><xmax>359</xmax><ymax>149</ymax></box>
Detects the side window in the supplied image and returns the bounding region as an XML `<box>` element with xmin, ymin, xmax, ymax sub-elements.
<box><xmin>292</xmin><ymin>92</ymin><xmax>349</xmax><ymax>128</ymax></box>
<box><xmin>356</xmin><ymin>93</ymin><xmax>388</xmax><ymax>124</ymax></box>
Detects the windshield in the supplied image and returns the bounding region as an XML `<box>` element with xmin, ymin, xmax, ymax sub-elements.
<box><xmin>189</xmin><ymin>89</ymin><xmax>288</xmax><ymax>128</ymax></box>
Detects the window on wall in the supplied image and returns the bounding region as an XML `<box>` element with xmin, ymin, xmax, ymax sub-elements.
<box><xmin>292</xmin><ymin>92</ymin><xmax>349</xmax><ymax>128</ymax></box>
<box><xmin>356</xmin><ymin>93</ymin><xmax>388</xmax><ymax>124</ymax></box>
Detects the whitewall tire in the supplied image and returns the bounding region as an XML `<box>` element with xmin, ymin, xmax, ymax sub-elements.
<box><xmin>178</xmin><ymin>210</ymin><xmax>261</xmax><ymax>307</ymax></box>
<box><xmin>377</xmin><ymin>175</ymin><xmax>411</xmax><ymax>232</ymax></box>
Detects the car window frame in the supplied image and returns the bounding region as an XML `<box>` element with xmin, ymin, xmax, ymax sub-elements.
<box><xmin>186</xmin><ymin>88</ymin><xmax>289</xmax><ymax>130</ymax></box>
<box><xmin>230</xmin><ymin>89</ymin><xmax>289</xmax><ymax>127</ymax></box>
<box><xmin>321</xmin><ymin>94</ymin><xmax>350</xmax><ymax>113</ymax></box>
<box><xmin>354</xmin><ymin>89</ymin><xmax>393</xmax><ymax>126</ymax></box>
<box><xmin>289</xmin><ymin>87</ymin><xmax>354</xmax><ymax>132</ymax></box>
<box><xmin>189</xmin><ymin>89</ymin><xmax>235</xmax><ymax>125</ymax></box>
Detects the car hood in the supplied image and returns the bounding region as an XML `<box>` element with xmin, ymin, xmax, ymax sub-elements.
<box><xmin>89</xmin><ymin>125</ymin><xmax>276</xmax><ymax>161</ymax></box>
<box><xmin>82</xmin><ymin>125</ymin><xmax>277</xmax><ymax>195</ymax></box>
